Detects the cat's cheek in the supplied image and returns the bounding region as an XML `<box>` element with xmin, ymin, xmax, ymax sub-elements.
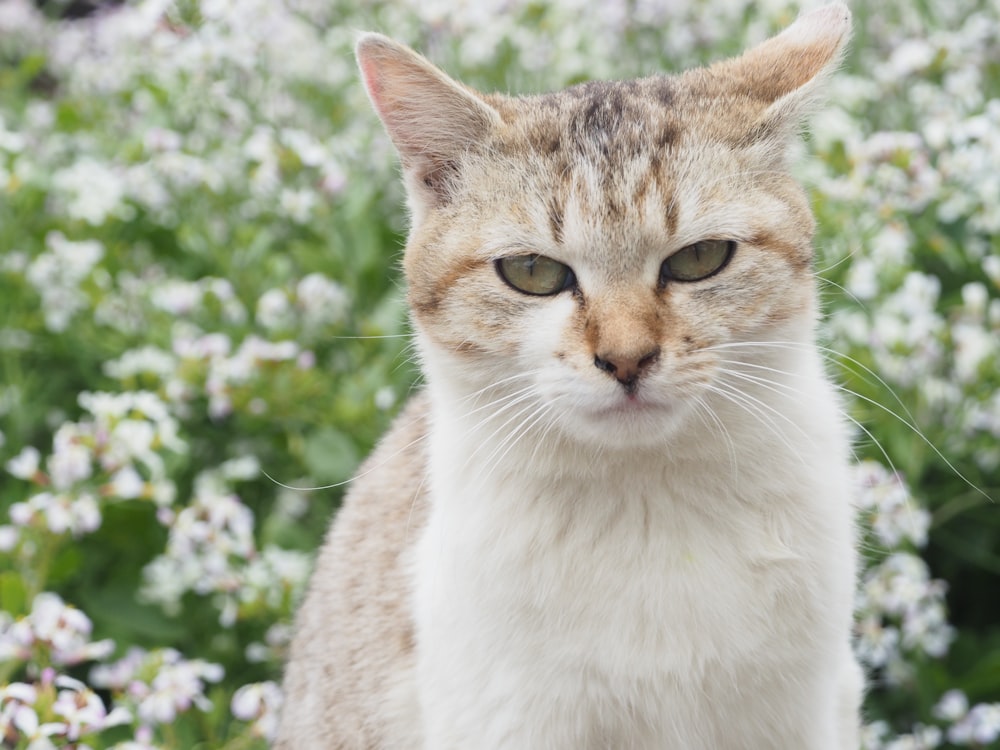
<box><xmin>413</xmin><ymin>281</ymin><xmax>530</xmax><ymax>361</ymax></box>
<box><xmin>510</xmin><ymin>294</ymin><xmax>574</xmax><ymax>366</ymax></box>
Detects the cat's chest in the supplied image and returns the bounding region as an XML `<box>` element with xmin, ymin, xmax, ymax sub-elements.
<box><xmin>414</xmin><ymin>464</ymin><xmax>833</xmax><ymax>671</ymax></box>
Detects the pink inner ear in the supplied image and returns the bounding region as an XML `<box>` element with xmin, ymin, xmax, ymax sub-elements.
<box><xmin>358</xmin><ymin>56</ymin><xmax>387</xmax><ymax>119</ymax></box>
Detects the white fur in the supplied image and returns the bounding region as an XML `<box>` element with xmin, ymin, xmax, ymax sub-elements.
<box><xmin>407</xmin><ymin>317</ymin><xmax>862</xmax><ymax>749</ymax></box>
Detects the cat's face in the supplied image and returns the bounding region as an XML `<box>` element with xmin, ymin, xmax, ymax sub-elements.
<box><xmin>357</xmin><ymin>6</ymin><xmax>850</xmax><ymax>448</ymax></box>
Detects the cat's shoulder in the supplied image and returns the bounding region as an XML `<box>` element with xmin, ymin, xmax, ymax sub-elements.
<box><xmin>335</xmin><ymin>390</ymin><xmax>431</xmax><ymax>535</ymax></box>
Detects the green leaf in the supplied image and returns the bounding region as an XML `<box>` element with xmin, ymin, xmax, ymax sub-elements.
<box><xmin>302</xmin><ymin>426</ymin><xmax>359</xmax><ymax>484</ymax></box>
<box><xmin>0</xmin><ymin>571</ymin><xmax>28</xmax><ymax>617</ymax></box>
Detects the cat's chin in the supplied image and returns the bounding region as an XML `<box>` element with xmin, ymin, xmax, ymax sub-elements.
<box><xmin>566</xmin><ymin>394</ymin><xmax>696</xmax><ymax>449</ymax></box>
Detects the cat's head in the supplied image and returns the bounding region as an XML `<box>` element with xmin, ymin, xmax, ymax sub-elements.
<box><xmin>357</xmin><ymin>5</ymin><xmax>851</xmax><ymax>448</ymax></box>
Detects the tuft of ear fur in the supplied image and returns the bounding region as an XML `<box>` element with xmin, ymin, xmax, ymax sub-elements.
<box><xmin>731</xmin><ymin>4</ymin><xmax>851</xmax><ymax>103</ymax></box>
<box><xmin>708</xmin><ymin>3</ymin><xmax>852</xmax><ymax>149</ymax></box>
<box><xmin>355</xmin><ymin>33</ymin><xmax>501</xmax><ymax>220</ymax></box>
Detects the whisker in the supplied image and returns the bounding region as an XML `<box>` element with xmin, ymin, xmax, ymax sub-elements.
<box><xmin>710</xmin><ymin>374</ymin><xmax>812</xmax><ymax>443</ymax></box>
<box><xmin>704</xmin><ymin>340</ymin><xmax>920</xmax><ymax>437</ymax></box>
<box><xmin>700</xmin><ymin>382</ymin><xmax>808</xmax><ymax>466</ymax></box>
<box><xmin>472</xmin><ymin>398</ymin><xmax>562</xmax><ymax>491</ymax></box>
<box><xmin>704</xmin><ymin>340</ymin><xmax>990</xmax><ymax>501</ymax></box>
<box><xmin>460</xmin><ymin>392</ymin><xmax>547</xmax><ymax>469</ymax></box>
<box><xmin>261</xmin><ymin>416</ymin><xmax>430</xmax><ymax>492</ymax></box>
<box><xmin>261</xmin><ymin>373</ymin><xmax>543</xmax><ymax>493</ymax></box>
<box><xmin>813</xmin><ymin>246</ymin><xmax>860</xmax><ymax>276</ymax></box>
<box><xmin>832</xmin><ymin>383</ymin><xmax>990</xmax><ymax>501</ymax></box>
<box><xmin>328</xmin><ymin>333</ymin><xmax>414</xmax><ymax>340</ymax></box>
<box><xmin>815</xmin><ymin>274</ymin><xmax>868</xmax><ymax>311</ymax></box>
<box><xmin>690</xmin><ymin>393</ymin><xmax>740</xmax><ymax>482</ymax></box>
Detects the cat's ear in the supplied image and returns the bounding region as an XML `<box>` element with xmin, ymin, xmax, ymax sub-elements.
<box><xmin>356</xmin><ymin>33</ymin><xmax>500</xmax><ymax>218</ymax></box>
<box><xmin>720</xmin><ymin>3</ymin><xmax>852</xmax><ymax>145</ymax></box>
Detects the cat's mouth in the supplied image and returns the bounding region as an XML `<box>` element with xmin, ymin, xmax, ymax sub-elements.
<box><xmin>592</xmin><ymin>391</ymin><xmax>673</xmax><ymax>418</ymax></box>
<box><xmin>565</xmin><ymin>388</ymin><xmax>694</xmax><ymax>448</ymax></box>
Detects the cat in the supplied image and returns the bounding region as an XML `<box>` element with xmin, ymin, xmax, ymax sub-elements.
<box><xmin>277</xmin><ymin>4</ymin><xmax>864</xmax><ymax>748</ymax></box>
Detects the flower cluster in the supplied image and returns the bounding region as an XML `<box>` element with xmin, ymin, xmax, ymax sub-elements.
<box><xmin>90</xmin><ymin>648</ymin><xmax>223</xmax><ymax>727</ymax></box>
<box><xmin>3</xmin><ymin>391</ymin><xmax>184</xmax><ymax>546</ymax></box>
<box><xmin>1</xmin><ymin>673</ymin><xmax>132</xmax><ymax>749</ymax></box>
<box><xmin>0</xmin><ymin>594</ymin><xmax>113</xmax><ymax>670</ymax></box>
<box><xmin>141</xmin><ymin>458</ymin><xmax>311</xmax><ymax>627</ymax></box>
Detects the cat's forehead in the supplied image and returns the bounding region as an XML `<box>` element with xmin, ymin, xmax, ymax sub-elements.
<box><xmin>464</xmin><ymin>77</ymin><xmax>785</xmax><ymax>270</ymax></box>
<box><xmin>488</xmin><ymin>77</ymin><xmax>681</xmax><ymax>161</ymax></box>
<box><xmin>487</xmin><ymin>71</ymin><xmax>766</xmax><ymax>163</ymax></box>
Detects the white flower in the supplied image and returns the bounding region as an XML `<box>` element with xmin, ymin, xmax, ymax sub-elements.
<box><xmin>104</xmin><ymin>346</ymin><xmax>177</xmax><ymax>381</ymax></box>
<box><xmin>244</xmin><ymin>125</ymin><xmax>276</xmax><ymax>163</ymax></box>
<box><xmin>143</xmin><ymin>127</ymin><xmax>182</xmax><ymax>153</ymax></box>
<box><xmin>151</xmin><ymin>280</ymin><xmax>203</xmax><ymax>315</ymax></box>
<box><xmin>6</xmin><ymin>446</ymin><xmax>41</xmax><ymax>480</ymax></box>
<box><xmin>24</xmin><ymin>233</ymin><xmax>105</xmax><ymax>331</ymax></box>
<box><xmin>52</xmin><ymin>157</ymin><xmax>126</xmax><ymax>225</ymax></box>
<box><xmin>881</xmin><ymin>725</ymin><xmax>942</xmax><ymax>749</ymax></box>
<box><xmin>255</xmin><ymin>288</ymin><xmax>294</xmax><ymax>331</ymax></box>
<box><xmin>218</xmin><ymin>455</ymin><xmax>259</xmax><ymax>482</ymax></box>
<box><xmin>6</xmin><ymin>701</ymin><xmax>65</xmax><ymax>748</ymax></box>
<box><xmin>296</xmin><ymin>273</ymin><xmax>349</xmax><ymax>329</ymax></box>
<box><xmin>134</xmin><ymin>649</ymin><xmax>224</xmax><ymax>725</ymax></box>
<box><xmin>89</xmin><ymin>647</ymin><xmax>146</xmax><ymax>691</ymax></box>
<box><xmin>855</xmin><ymin>615</ymin><xmax>900</xmax><ymax>669</ymax></box>
<box><xmin>9</xmin><ymin>492</ymin><xmax>101</xmax><ymax>536</ymax></box>
<box><xmin>109</xmin><ymin>466</ymin><xmax>146</xmax><ymax>499</ymax></box>
<box><xmin>0</xmin><ymin>525</ymin><xmax>18</xmax><ymax>551</ymax></box>
<box><xmin>69</xmin><ymin>493</ymin><xmax>101</xmax><ymax>535</ymax></box>
<box><xmin>983</xmin><ymin>254</ymin><xmax>1000</xmax><ymax>285</ymax></box>
<box><xmin>960</xmin><ymin>282</ymin><xmax>989</xmax><ymax>316</ymax></box>
<box><xmin>934</xmin><ymin>689</ymin><xmax>969</xmax><ymax>722</ymax></box>
<box><xmin>854</xmin><ymin>462</ymin><xmax>930</xmax><ymax>548</ymax></box>
<box><xmin>173</xmin><ymin>332</ymin><xmax>232</xmax><ymax>360</ymax></box>
<box><xmin>881</xmin><ymin>38</ymin><xmax>937</xmax><ymax>81</ymax></box>
<box><xmin>856</xmin><ymin>553</ymin><xmax>954</xmax><ymax>669</ymax></box>
<box><xmin>141</xmin><ymin>465</ymin><xmax>259</xmax><ymax>620</ymax></box>
<box><xmin>952</xmin><ymin>322</ymin><xmax>996</xmax><ymax>383</ymax></box>
<box><xmin>231</xmin><ymin>681</ymin><xmax>283</xmax><ymax>741</ymax></box>
<box><xmin>16</xmin><ymin>593</ymin><xmax>115</xmax><ymax>666</ymax></box>
<box><xmin>374</xmin><ymin>386</ymin><xmax>397</xmax><ymax>411</ymax></box>
<box><xmin>948</xmin><ymin>702</ymin><xmax>1000</xmax><ymax>745</ymax></box>
<box><xmin>279</xmin><ymin>187</ymin><xmax>317</xmax><ymax>223</ymax></box>
<box><xmin>1</xmin><ymin>683</ymin><xmax>37</xmax><ymax>709</ymax></box>
<box><xmin>107</xmin><ymin>419</ymin><xmax>156</xmax><ymax>468</ymax></box>
<box><xmin>48</xmin><ymin>424</ymin><xmax>93</xmax><ymax>490</ymax></box>
<box><xmin>861</xmin><ymin>720</ymin><xmax>890</xmax><ymax>750</ymax></box>
<box><xmin>51</xmin><ymin>678</ymin><xmax>132</xmax><ymax>741</ymax></box>
<box><xmin>280</xmin><ymin>128</ymin><xmax>326</xmax><ymax>167</ymax></box>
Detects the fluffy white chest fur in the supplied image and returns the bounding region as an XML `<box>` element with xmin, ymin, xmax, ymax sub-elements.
<box><xmin>277</xmin><ymin>5</ymin><xmax>864</xmax><ymax>749</ymax></box>
<box><xmin>411</xmin><ymin>343</ymin><xmax>860</xmax><ymax>749</ymax></box>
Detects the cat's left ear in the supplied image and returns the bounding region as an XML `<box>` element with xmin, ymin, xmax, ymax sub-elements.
<box><xmin>356</xmin><ymin>33</ymin><xmax>501</xmax><ymax>221</ymax></box>
<box><xmin>721</xmin><ymin>3</ymin><xmax>852</xmax><ymax>142</ymax></box>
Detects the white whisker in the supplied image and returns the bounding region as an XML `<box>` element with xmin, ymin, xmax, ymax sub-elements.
<box><xmin>690</xmin><ymin>393</ymin><xmax>740</xmax><ymax>482</ymax></box>
<box><xmin>700</xmin><ymin>381</ymin><xmax>808</xmax><ymax>467</ymax></box>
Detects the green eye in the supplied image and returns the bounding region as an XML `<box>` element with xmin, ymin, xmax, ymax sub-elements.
<box><xmin>496</xmin><ymin>254</ymin><xmax>576</xmax><ymax>296</ymax></box>
<box><xmin>660</xmin><ymin>240</ymin><xmax>735</xmax><ymax>283</ymax></box>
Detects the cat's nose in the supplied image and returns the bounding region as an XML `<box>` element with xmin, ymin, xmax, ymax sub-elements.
<box><xmin>593</xmin><ymin>347</ymin><xmax>661</xmax><ymax>389</ymax></box>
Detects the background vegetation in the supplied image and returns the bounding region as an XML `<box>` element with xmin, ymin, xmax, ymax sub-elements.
<box><xmin>0</xmin><ymin>0</ymin><xmax>997</xmax><ymax>747</ymax></box>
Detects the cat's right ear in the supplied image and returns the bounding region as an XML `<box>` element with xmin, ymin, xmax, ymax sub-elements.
<box><xmin>356</xmin><ymin>34</ymin><xmax>500</xmax><ymax>219</ymax></box>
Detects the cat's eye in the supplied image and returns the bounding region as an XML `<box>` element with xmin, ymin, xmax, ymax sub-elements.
<box><xmin>660</xmin><ymin>240</ymin><xmax>735</xmax><ymax>283</ymax></box>
<box><xmin>496</xmin><ymin>254</ymin><xmax>576</xmax><ymax>296</ymax></box>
